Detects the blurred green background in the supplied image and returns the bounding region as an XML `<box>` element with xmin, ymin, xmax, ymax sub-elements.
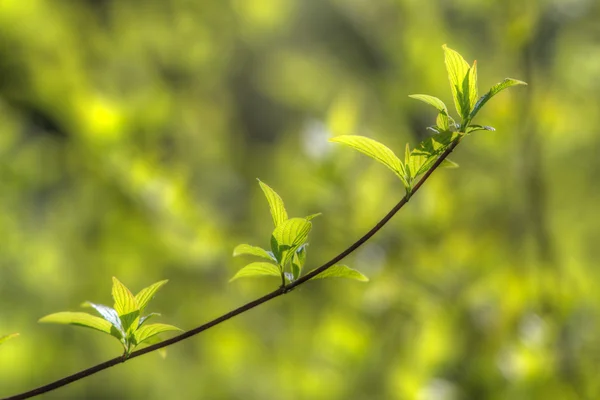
<box><xmin>1</xmin><ymin>0</ymin><xmax>599</xmax><ymax>399</ymax></box>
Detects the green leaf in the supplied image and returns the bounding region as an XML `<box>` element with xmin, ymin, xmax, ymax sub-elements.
<box><xmin>443</xmin><ymin>44</ymin><xmax>472</xmax><ymax>120</ymax></box>
<box><xmin>469</xmin><ymin>78</ymin><xmax>527</xmax><ymax>121</ymax></box>
<box><xmin>329</xmin><ymin>135</ymin><xmax>407</xmax><ymax>185</ymax></box>
<box><xmin>310</xmin><ymin>265</ymin><xmax>369</xmax><ymax>282</ymax></box>
<box><xmin>139</xmin><ymin>313</ymin><xmax>161</xmax><ymax>328</ymax></box>
<box><xmin>111</xmin><ymin>277</ymin><xmax>140</xmax><ymax>333</ymax></box>
<box><xmin>39</xmin><ymin>312</ymin><xmax>115</xmax><ymax>335</ymax></box>
<box><xmin>258</xmin><ymin>180</ymin><xmax>288</xmax><ymax>227</ymax></box>
<box><xmin>466</xmin><ymin>124</ymin><xmax>495</xmax><ymax>134</ymax></box>
<box><xmin>230</xmin><ymin>262</ymin><xmax>281</xmax><ymax>282</ymax></box>
<box><xmin>408</xmin><ymin>94</ymin><xmax>448</xmax><ymax>113</ymax></box>
<box><xmin>270</xmin><ymin>218</ymin><xmax>312</xmax><ymax>267</ymax></box>
<box><xmin>441</xmin><ymin>159</ymin><xmax>459</xmax><ymax>168</ymax></box>
<box><xmin>0</xmin><ymin>333</ymin><xmax>19</xmax><ymax>346</ymax></box>
<box><xmin>436</xmin><ymin>112</ymin><xmax>450</xmax><ymax>131</ymax></box>
<box><xmin>409</xmin><ymin>131</ymin><xmax>460</xmax><ymax>177</ymax></box>
<box><xmin>304</xmin><ymin>213</ymin><xmax>322</xmax><ymax>221</ymax></box>
<box><xmin>291</xmin><ymin>245</ymin><xmax>307</xmax><ymax>281</ymax></box>
<box><xmin>468</xmin><ymin>61</ymin><xmax>478</xmax><ymax>111</ymax></box>
<box><xmin>232</xmin><ymin>244</ymin><xmax>275</xmax><ymax>261</ymax></box>
<box><xmin>82</xmin><ymin>302</ymin><xmax>124</xmax><ymax>336</ymax></box>
<box><xmin>132</xmin><ymin>323</ymin><xmax>182</xmax><ymax>347</ymax></box>
<box><xmin>135</xmin><ymin>280</ymin><xmax>168</xmax><ymax>313</ymax></box>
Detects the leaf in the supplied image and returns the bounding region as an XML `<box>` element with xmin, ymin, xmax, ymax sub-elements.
<box><xmin>0</xmin><ymin>333</ymin><xmax>19</xmax><ymax>346</ymax></box>
<box><xmin>329</xmin><ymin>135</ymin><xmax>406</xmax><ymax>184</ymax></box>
<box><xmin>409</xmin><ymin>131</ymin><xmax>460</xmax><ymax>177</ymax></box>
<box><xmin>443</xmin><ymin>44</ymin><xmax>472</xmax><ymax>120</ymax></box>
<box><xmin>82</xmin><ymin>302</ymin><xmax>124</xmax><ymax>336</ymax></box>
<box><xmin>133</xmin><ymin>323</ymin><xmax>182</xmax><ymax>347</ymax></box>
<box><xmin>304</xmin><ymin>213</ymin><xmax>322</xmax><ymax>221</ymax></box>
<box><xmin>408</xmin><ymin>94</ymin><xmax>448</xmax><ymax>113</ymax></box>
<box><xmin>270</xmin><ymin>218</ymin><xmax>312</xmax><ymax>267</ymax></box>
<box><xmin>258</xmin><ymin>180</ymin><xmax>288</xmax><ymax>227</ymax></box>
<box><xmin>436</xmin><ymin>112</ymin><xmax>450</xmax><ymax>131</ymax></box>
<box><xmin>441</xmin><ymin>159</ymin><xmax>459</xmax><ymax>168</ymax></box>
<box><xmin>135</xmin><ymin>280</ymin><xmax>168</xmax><ymax>313</ymax></box>
<box><xmin>291</xmin><ymin>245</ymin><xmax>307</xmax><ymax>281</ymax></box>
<box><xmin>469</xmin><ymin>78</ymin><xmax>527</xmax><ymax>121</ymax></box>
<box><xmin>466</xmin><ymin>125</ymin><xmax>495</xmax><ymax>134</ymax></box>
<box><xmin>468</xmin><ymin>61</ymin><xmax>478</xmax><ymax>111</ymax></box>
<box><xmin>310</xmin><ymin>265</ymin><xmax>369</xmax><ymax>282</ymax></box>
<box><xmin>232</xmin><ymin>244</ymin><xmax>275</xmax><ymax>261</ymax></box>
<box><xmin>39</xmin><ymin>312</ymin><xmax>115</xmax><ymax>335</ymax></box>
<box><xmin>112</xmin><ymin>277</ymin><xmax>140</xmax><ymax>333</ymax></box>
<box><xmin>229</xmin><ymin>262</ymin><xmax>281</xmax><ymax>282</ymax></box>
<box><xmin>139</xmin><ymin>313</ymin><xmax>161</xmax><ymax>328</ymax></box>
<box><xmin>112</xmin><ymin>277</ymin><xmax>139</xmax><ymax>316</ymax></box>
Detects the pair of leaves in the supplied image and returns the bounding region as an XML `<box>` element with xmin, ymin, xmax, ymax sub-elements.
<box><xmin>0</xmin><ymin>333</ymin><xmax>19</xmax><ymax>346</ymax></box>
<box><xmin>39</xmin><ymin>277</ymin><xmax>181</xmax><ymax>356</ymax></box>
<box><xmin>330</xmin><ymin>134</ymin><xmax>457</xmax><ymax>194</ymax></box>
<box><xmin>231</xmin><ymin>181</ymin><xmax>368</xmax><ymax>284</ymax></box>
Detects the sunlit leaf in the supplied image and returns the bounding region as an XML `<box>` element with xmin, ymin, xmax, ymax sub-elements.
<box><xmin>441</xmin><ymin>159</ymin><xmax>459</xmax><ymax>168</ymax></box>
<box><xmin>468</xmin><ymin>61</ymin><xmax>478</xmax><ymax>111</ymax></box>
<box><xmin>436</xmin><ymin>113</ymin><xmax>450</xmax><ymax>131</ymax></box>
<box><xmin>135</xmin><ymin>280</ymin><xmax>168</xmax><ymax>313</ymax></box>
<box><xmin>230</xmin><ymin>262</ymin><xmax>281</xmax><ymax>282</ymax></box>
<box><xmin>0</xmin><ymin>333</ymin><xmax>19</xmax><ymax>346</ymax></box>
<box><xmin>304</xmin><ymin>213</ymin><xmax>322</xmax><ymax>221</ymax></box>
<box><xmin>409</xmin><ymin>131</ymin><xmax>460</xmax><ymax>177</ymax></box>
<box><xmin>469</xmin><ymin>78</ymin><xmax>527</xmax><ymax>120</ymax></box>
<box><xmin>310</xmin><ymin>265</ymin><xmax>369</xmax><ymax>282</ymax></box>
<box><xmin>443</xmin><ymin>44</ymin><xmax>472</xmax><ymax>120</ymax></box>
<box><xmin>258</xmin><ymin>180</ymin><xmax>288</xmax><ymax>227</ymax></box>
<box><xmin>112</xmin><ymin>277</ymin><xmax>139</xmax><ymax>333</ymax></box>
<box><xmin>139</xmin><ymin>313</ymin><xmax>161</xmax><ymax>328</ymax></box>
<box><xmin>408</xmin><ymin>94</ymin><xmax>448</xmax><ymax>113</ymax></box>
<box><xmin>39</xmin><ymin>312</ymin><xmax>114</xmax><ymax>335</ymax></box>
<box><xmin>271</xmin><ymin>218</ymin><xmax>312</xmax><ymax>267</ymax></box>
<box><xmin>233</xmin><ymin>244</ymin><xmax>275</xmax><ymax>261</ymax></box>
<box><xmin>291</xmin><ymin>244</ymin><xmax>307</xmax><ymax>281</ymax></box>
<box><xmin>82</xmin><ymin>302</ymin><xmax>124</xmax><ymax>336</ymax></box>
<box><xmin>133</xmin><ymin>323</ymin><xmax>182</xmax><ymax>347</ymax></box>
<box><xmin>466</xmin><ymin>124</ymin><xmax>495</xmax><ymax>134</ymax></box>
<box><xmin>329</xmin><ymin>135</ymin><xmax>406</xmax><ymax>184</ymax></box>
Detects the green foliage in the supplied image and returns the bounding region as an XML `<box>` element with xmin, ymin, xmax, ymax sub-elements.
<box><xmin>232</xmin><ymin>181</ymin><xmax>367</xmax><ymax>285</ymax></box>
<box><xmin>332</xmin><ymin>45</ymin><xmax>525</xmax><ymax>197</ymax></box>
<box><xmin>39</xmin><ymin>277</ymin><xmax>181</xmax><ymax>356</ymax></box>
<box><xmin>0</xmin><ymin>333</ymin><xmax>19</xmax><ymax>346</ymax></box>
<box><xmin>310</xmin><ymin>265</ymin><xmax>369</xmax><ymax>282</ymax></box>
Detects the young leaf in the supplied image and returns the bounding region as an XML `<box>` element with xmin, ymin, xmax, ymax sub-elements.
<box><xmin>112</xmin><ymin>277</ymin><xmax>140</xmax><ymax>333</ymax></box>
<box><xmin>466</xmin><ymin>125</ymin><xmax>495</xmax><ymax>134</ymax></box>
<box><xmin>304</xmin><ymin>213</ymin><xmax>322</xmax><ymax>221</ymax></box>
<box><xmin>112</xmin><ymin>277</ymin><xmax>139</xmax><ymax>316</ymax></box>
<box><xmin>270</xmin><ymin>218</ymin><xmax>312</xmax><ymax>267</ymax></box>
<box><xmin>408</xmin><ymin>94</ymin><xmax>448</xmax><ymax>113</ymax></box>
<box><xmin>258</xmin><ymin>180</ymin><xmax>288</xmax><ymax>227</ymax></box>
<box><xmin>135</xmin><ymin>280</ymin><xmax>168</xmax><ymax>313</ymax></box>
<box><xmin>233</xmin><ymin>244</ymin><xmax>275</xmax><ymax>261</ymax></box>
<box><xmin>310</xmin><ymin>265</ymin><xmax>369</xmax><ymax>282</ymax></box>
<box><xmin>291</xmin><ymin>245</ymin><xmax>307</xmax><ymax>281</ymax></box>
<box><xmin>468</xmin><ymin>61</ymin><xmax>478</xmax><ymax>111</ymax></box>
<box><xmin>0</xmin><ymin>333</ymin><xmax>19</xmax><ymax>346</ymax></box>
<box><xmin>469</xmin><ymin>78</ymin><xmax>527</xmax><ymax>121</ymax></box>
<box><xmin>329</xmin><ymin>135</ymin><xmax>406</xmax><ymax>183</ymax></box>
<box><xmin>132</xmin><ymin>323</ymin><xmax>182</xmax><ymax>347</ymax></box>
<box><xmin>138</xmin><ymin>313</ymin><xmax>161</xmax><ymax>328</ymax></box>
<box><xmin>39</xmin><ymin>312</ymin><xmax>115</xmax><ymax>335</ymax></box>
<box><xmin>82</xmin><ymin>302</ymin><xmax>124</xmax><ymax>336</ymax></box>
<box><xmin>436</xmin><ymin>112</ymin><xmax>450</xmax><ymax>131</ymax></box>
<box><xmin>443</xmin><ymin>44</ymin><xmax>472</xmax><ymax>120</ymax></box>
<box><xmin>230</xmin><ymin>262</ymin><xmax>281</xmax><ymax>282</ymax></box>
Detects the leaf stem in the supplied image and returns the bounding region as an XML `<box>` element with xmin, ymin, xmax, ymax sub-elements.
<box><xmin>2</xmin><ymin>137</ymin><xmax>462</xmax><ymax>400</ymax></box>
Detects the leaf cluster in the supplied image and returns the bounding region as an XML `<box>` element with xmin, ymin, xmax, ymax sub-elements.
<box><xmin>231</xmin><ymin>180</ymin><xmax>368</xmax><ymax>284</ymax></box>
<box><xmin>331</xmin><ymin>45</ymin><xmax>526</xmax><ymax>195</ymax></box>
<box><xmin>39</xmin><ymin>277</ymin><xmax>181</xmax><ymax>357</ymax></box>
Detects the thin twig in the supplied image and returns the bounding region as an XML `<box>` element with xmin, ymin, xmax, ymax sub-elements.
<box><xmin>3</xmin><ymin>137</ymin><xmax>461</xmax><ymax>400</ymax></box>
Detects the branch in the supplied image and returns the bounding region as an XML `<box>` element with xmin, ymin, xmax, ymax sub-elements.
<box><xmin>3</xmin><ymin>137</ymin><xmax>462</xmax><ymax>400</ymax></box>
